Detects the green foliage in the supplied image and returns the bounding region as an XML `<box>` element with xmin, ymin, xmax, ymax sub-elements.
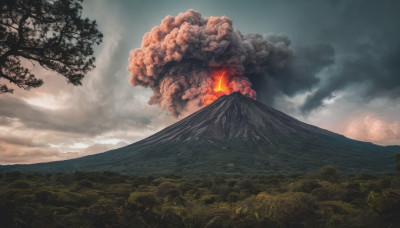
<box><xmin>78</xmin><ymin>179</ymin><xmax>94</xmax><ymax>188</ymax></box>
<box><xmin>318</xmin><ymin>165</ymin><xmax>340</xmax><ymax>182</ymax></box>
<box><xmin>83</xmin><ymin>204</ymin><xmax>122</xmax><ymax>227</ymax></box>
<box><xmin>311</xmin><ymin>183</ymin><xmax>347</xmax><ymax>201</ymax></box>
<box><xmin>395</xmin><ymin>154</ymin><xmax>400</xmax><ymax>171</ymax></box>
<box><xmin>126</xmin><ymin>192</ymin><xmax>160</xmax><ymax>211</ymax></box>
<box><xmin>227</xmin><ymin>192</ymin><xmax>241</xmax><ymax>203</ymax></box>
<box><xmin>289</xmin><ymin>178</ymin><xmax>322</xmax><ymax>193</ymax></box>
<box><xmin>11</xmin><ymin>180</ymin><xmax>31</xmax><ymax>189</ymax></box>
<box><xmin>35</xmin><ymin>190</ymin><xmax>57</xmax><ymax>204</ymax></box>
<box><xmin>52</xmin><ymin>173</ymin><xmax>74</xmax><ymax>185</ymax></box>
<box><xmin>200</xmin><ymin>194</ymin><xmax>217</xmax><ymax>205</ymax></box>
<box><xmin>255</xmin><ymin>192</ymin><xmax>317</xmax><ymax>226</ymax></box>
<box><xmin>368</xmin><ymin>189</ymin><xmax>400</xmax><ymax>219</ymax></box>
<box><xmin>4</xmin><ymin>171</ymin><xmax>22</xmax><ymax>181</ymax></box>
<box><xmin>395</xmin><ymin>154</ymin><xmax>400</xmax><ymax>162</ymax></box>
<box><xmin>157</xmin><ymin>181</ymin><xmax>179</xmax><ymax>199</ymax></box>
<box><xmin>0</xmin><ymin>171</ymin><xmax>399</xmax><ymax>227</ymax></box>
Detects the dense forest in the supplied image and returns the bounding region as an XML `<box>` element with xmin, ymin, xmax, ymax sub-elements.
<box><xmin>1</xmin><ymin>166</ymin><xmax>400</xmax><ymax>228</ymax></box>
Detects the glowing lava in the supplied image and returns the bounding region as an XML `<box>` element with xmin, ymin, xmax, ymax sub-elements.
<box><xmin>214</xmin><ymin>71</ymin><xmax>229</xmax><ymax>93</ymax></box>
<box><xmin>203</xmin><ymin>70</ymin><xmax>232</xmax><ymax>106</ymax></box>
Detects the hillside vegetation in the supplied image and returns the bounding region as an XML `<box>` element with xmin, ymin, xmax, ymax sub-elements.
<box><xmin>1</xmin><ymin>167</ymin><xmax>400</xmax><ymax>227</ymax></box>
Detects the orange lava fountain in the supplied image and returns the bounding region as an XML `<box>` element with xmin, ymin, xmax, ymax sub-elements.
<box><xmin>203</xmin><ymin>70</ymin><xmax>231</xmax><ymax>106</ymax></box>
<box><xmin>214</xmin><ymin>71</ymin><xmax>229</xmax><ymax>93</ymax></box>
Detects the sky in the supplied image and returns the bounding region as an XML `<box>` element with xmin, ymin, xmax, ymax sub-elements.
<box><xmin>1</xmin><ymin>0</ymin><xmax>400</xmax><ymax>164</ymax></box>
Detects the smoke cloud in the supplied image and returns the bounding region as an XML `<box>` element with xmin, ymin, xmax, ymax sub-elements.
<box><xmin>127</xmin><ymin>9</ymin><xmax>293</xmax><ymax>117</ymax></box>
<box><xmin>301</xmin><ymin>46</ymin><xmax>400</xmax><ymax>113</ymax></box>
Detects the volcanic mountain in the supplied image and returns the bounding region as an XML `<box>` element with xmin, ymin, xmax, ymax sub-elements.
<box><xmin>1</xmin><ymin>93</ymin><xmax>398</xmax><ymax>174</ymax></box>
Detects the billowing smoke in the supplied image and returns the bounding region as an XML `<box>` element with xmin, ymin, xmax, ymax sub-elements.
<box><xmin>127</xmin><ymin>9</ymin><xmax>292</xmax><ymax>117</ymax></box>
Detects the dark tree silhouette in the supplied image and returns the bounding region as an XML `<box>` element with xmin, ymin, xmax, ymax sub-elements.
<box><xmin>395</xmin><ymin>154</ymin><xmax>400</xmax><ymax>171</ymax></box>
<box><xmin>0</xmin><ymin>0</ymin><xmax>103</xmax><ymax>93</ymax></box>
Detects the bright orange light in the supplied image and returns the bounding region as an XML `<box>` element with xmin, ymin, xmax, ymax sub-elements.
<box><xmin>213</xmin><ymin>71</ymin><xmax>229</xmax><ymax>94</ymax></box>
<box><xmin>203</xmin><ymin>70</ymin><xmax>231</xmax><ymax>106</ymax></box>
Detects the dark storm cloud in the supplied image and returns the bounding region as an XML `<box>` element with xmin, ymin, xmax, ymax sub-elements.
<box><xmin>254</xmin><ymin>42</ymin><xmax>335</xmax><ymax>104</ymax></box>
<box><xmin>302</xmin><ymin>44</ymin><xmax>400</xmax><ymax>113</ymax></box>
<box><xmin>300</xmin><ymin>0</ymin><xmax>400</xmax><ymax>112</ymax></box>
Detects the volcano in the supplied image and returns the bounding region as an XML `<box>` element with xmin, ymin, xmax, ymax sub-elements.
<box><xmin>2</xmin><ymin>93</ymin><xmax>398</xmax><ymax>174</ymax></box>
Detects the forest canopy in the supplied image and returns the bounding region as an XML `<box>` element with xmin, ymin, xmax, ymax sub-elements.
<box><xmin>1</xmin><ymin>169</ymin><xmax>399</xmax><ymax>227</ymax></box>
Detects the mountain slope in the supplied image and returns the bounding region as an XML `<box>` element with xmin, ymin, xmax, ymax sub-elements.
<box><xmin>1</xmin><ymin>93</ymin><xmax>398</xmax><ymax>174</ymax></box>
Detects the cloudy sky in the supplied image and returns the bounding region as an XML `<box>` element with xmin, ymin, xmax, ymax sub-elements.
<box><xmin>1</xmin><ymin>0</ymin><xmax>400</xmax><ymax>164</ymax></box>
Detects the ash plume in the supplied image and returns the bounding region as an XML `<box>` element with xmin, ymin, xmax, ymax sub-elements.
<box><xmin>127</xmin><ymin>9</ymin><xmax>292</xmax><ymax>117</ymax></box>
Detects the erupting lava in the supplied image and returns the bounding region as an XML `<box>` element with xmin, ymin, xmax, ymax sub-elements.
<box><xmin>202</xmin><ymin>69</ymin><xmax>257</xmax><ymax>106</ymax></box>
<box><xmin>203</xmin><ymin>70</ymin><xmax>232</xmax><ymax>106</ymax></box>
<box><xmin>214</xmin><ymin>71</ymin><xmax>229</xmax><ymax>93</ymax></box>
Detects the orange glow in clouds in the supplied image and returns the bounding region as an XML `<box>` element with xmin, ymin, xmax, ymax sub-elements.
<box><xmin>203</xmin><ymin>70</ymin><xmax>231</xmax><ymax>106</ymax></box>
<box><xmin>214</xmin><ymin>71</ymin><xmax>229</xmax><ymax>93</ymax></box>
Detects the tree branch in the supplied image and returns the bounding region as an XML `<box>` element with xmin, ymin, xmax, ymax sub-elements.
<box><xmin>0</xmin><ymin>0</ymin><xmax>102</xmax><ymax>94</ymax></box>
<box><xmin>17</xmin><ymin>13</ymin><xmax>29</xmax><ymax>45</ymax></box>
